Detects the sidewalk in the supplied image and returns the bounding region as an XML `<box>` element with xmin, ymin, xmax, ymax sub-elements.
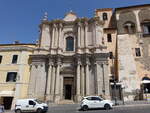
<box><xmin>112</xmin><ymin>100</ymin><xmax>150</xmax><ymax>108</ymax></box>
<box><xmin>4</xmin><ymin>110</ymin><xmax>14</xmax><ymax>113</ymax></box>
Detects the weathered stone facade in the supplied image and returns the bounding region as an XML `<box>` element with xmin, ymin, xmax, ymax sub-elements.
<box><xmin>116</xmin><ymin>4</ymin><xmax>150</xmax><ymax>101</ymax></box>
<box><xmin>28</xmin><ymin>12</ymin><xmax>111</xmax><ymax>103</ymax></box>
<box><xmin>27</xmin><ymin>4</ymin><xmax>150</xmax><ymax>103</ymax></box>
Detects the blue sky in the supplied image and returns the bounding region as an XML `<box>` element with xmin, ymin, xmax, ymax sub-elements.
<box><xmin>0</xmin><ymin>0</ymin><xmax>150</xmax><ymax>44</ymax></box>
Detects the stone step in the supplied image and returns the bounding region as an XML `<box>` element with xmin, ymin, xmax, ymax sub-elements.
<box><xmin>58</xmin><ymin>100</ymin><xmax>75</xmax><ymax>104</ymax></box>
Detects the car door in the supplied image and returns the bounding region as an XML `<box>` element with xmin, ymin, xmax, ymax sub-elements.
<box><xmin>85</xmin><ymin>97</ymin><xmax>94</xmax><ymax>108</ymax></box>
<box><xmin>28</xmin><ymin>100</ymin><xmax>36</xmax><ymax>111</ymax></box>
<box><xmin>91</xmin><ymin>97</ymin><xmax>103</xmax><ymax>108</ymax></box>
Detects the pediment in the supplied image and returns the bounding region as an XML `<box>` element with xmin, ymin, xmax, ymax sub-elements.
<box><xmin>63</xmin><ymin>11</ymin><xmax>77</xmax><ymax>22</ymax></box>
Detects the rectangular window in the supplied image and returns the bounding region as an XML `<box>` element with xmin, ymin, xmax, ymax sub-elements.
<box><xmin>107</xmin><ymin>34</ymin><xmax>112</xmax><ymax>42</ymax></box>
<box><xmin>6</xmin><ymin>72</ymin><xmax>17</xmax><ymax>82</ymax></box>
<box><xmin>0</xmin><ymin>55</ymin><xmax>2</xmax><ymax>64</ymax></box>
<box><xmin>103</xmin><ymin>13</ymin><xmax>108</xmax><ymax>20</ymax></box>
<box><xmin>109</xmin><ymin>52</ymin><xmax>113</xmax><ymax>59</ymax></box>
<box><xmin>135</xmin><ymin>48</ymin><xmax>141</xmax><ymax>57</ymax></box>
<box><xmin>143</xmin><ymin>23</ymin><xmax>150</xmax><ymax>36</ymax></box>
<box><xmin>12</xmin><ymin>55</ymin><xmax>18</xmax><ymax>64</ymax></box>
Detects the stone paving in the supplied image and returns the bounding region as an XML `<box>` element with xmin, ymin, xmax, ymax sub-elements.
<box><xmin>4</xmin><ymin>100</ymin><xmax>150</xmax><ymax>113</ymax></box>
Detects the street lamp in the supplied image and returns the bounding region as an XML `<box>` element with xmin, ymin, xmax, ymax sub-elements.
<box><xmin>101</xmin><ymin>64</ymin><xmax>105</xmax><ymax>95</ymax></box>
<box><xmin>121</xmin><ymin>84</ymin><xmax>125</xmax><ymax>105</ymax></box>
<box><xmin>112</xmin><ymin>75</ymin><xmax>117</xmax><ymax>105</ymax></box>
<box><xmin>145</xmin><ymin>88</ymin><xmax>148</xmax><ymax>101</ymax></box>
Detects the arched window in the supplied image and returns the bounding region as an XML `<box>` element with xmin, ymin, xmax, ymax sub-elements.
<box><xmin>66</xmin><ymin>36</ymin><xmax>74</xmax><ymax>51</ymax></box>
<box><xmin>123</xmin><ymin>21</ymin><xmax>136</xmax><ymax>34</ymax></box>
<box><xmin>141</xmin><ymin>77</ymin><xmax>150</xmax><ymax>93</ymax></box>
<box><xmin>103</xmin><ymin>13</ymin><xmax>108</xmax><ymax>20</ymax></box>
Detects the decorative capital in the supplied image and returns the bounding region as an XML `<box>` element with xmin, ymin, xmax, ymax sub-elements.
<box><xmin>59</xmin><ymin>23</ymin><xmax>63</xmax><ymax>28</ymax></box>
<box><xmin>78</xmin><ymin>22</ymin><xmax>82</xmax><ymax>27</ymax></box>
<box><xmin>53</xmin><ymin>24</ymin><xmax>57</xmax><ymax>28</ymax></box>
<box><xmin>84</xmin><ymin>21</ymin><xmax>88</xmax><ymax>27</ymax></box>
<box><xmin>85</xmin><ymin>57</ymin><xmax>90</xmax><ymax>65</ymax></box>
<box><xmin>77</xmin><ymin>59</ymin><xmax>82</xmax><ymax>65</ymax></box>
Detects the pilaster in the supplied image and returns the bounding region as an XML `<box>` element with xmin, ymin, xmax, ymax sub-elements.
<box><xmin>51</xmin><ymin>65</ymin><xmax>56</xmax><ymax>101</ymax></box>
<box><xmin>85</xmin><ymin>57</ymin><xmax>90</xmax><ymax>95</ymax></box>
<box><xmin>77</xmin><ymin>22</ymin><xmax>81</xmax><ymax>53</ymax></box>
<box><xmin>54</xmin><ymin>26</ymin><xmax>59</xmax><ymax>48</ymax></box>
<box><xmin>84</xmin><ymin>21</ymin><xmax>89</xmax><ymax>53</ymax></box>
<box><xmin>54</xmin><ymin>57</ymin><xmax>62</xmax><ymax>103</ymax></box>
<box><xmin>81</xmin><ymin>23</ymin><xmax>85</xmax><ymax>48</ymax></box>
<box><xmin>28</xmin><ymin>55</ymin><xmax>47</xmax><ymax>100</ymax></box>
<box><xmin>103</xmin><ymin>62</ymin><xmax>110</xmax><ymax>99</ymax></box>
<box><xmin>76</xmin><ymin>57</ymin><xmax>81</xmax><ymax>101</ymax></box>
<box><xmin>51</xmin><ymin>24</ymin><xmax>56</xmax><ymax>52</ymax></box>
<box><xmin>46</xmin><ymin>58</ymin><xmax>53</xmax><ymax>101</ymax></box>
<box><xmin>81</xmin><ymin>64</ymin><xmax>85</xmax><ymax>96</ymax></box>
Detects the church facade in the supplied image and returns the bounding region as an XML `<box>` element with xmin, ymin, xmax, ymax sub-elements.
<box><xmin>1</xmin><ymin>4</ymin><xmax>150</xmax><ymax>110</ymax></box>
<box><xmin>28</xmin><ymin>4</ymin><xmax>150</xmax><ymax>103</ymax></box>
<box><xmin>28</xmin><ymin>11</ymin><xmax>111</xmax><ymax>103</ymax></box>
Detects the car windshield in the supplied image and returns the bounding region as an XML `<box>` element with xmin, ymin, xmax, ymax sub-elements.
<box><xmin>34</xmin><ymin>99</ymin><xmax>43</xmax><ymax>104</ymax></box>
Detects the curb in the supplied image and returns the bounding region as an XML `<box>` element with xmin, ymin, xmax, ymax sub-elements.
<box><xmin>114</xmin><ymin>103</ymin><xmax>150</xmax><ymax>108</ymax></box>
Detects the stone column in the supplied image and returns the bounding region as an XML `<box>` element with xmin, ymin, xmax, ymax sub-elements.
<box><xmin>78</xmin><ymin>22</ymin><xmax>81</xmax><ymax>48</ymax></box>
<box><xmin>92</xmin><ymin>23</ymin><xmax>96</xmax><ymax>46</ymax></box>
<box><xmin>103</xmin><ymin>62</ymin><xmax>110</xmax><ymax>99</ymax></box>
<box><xmin>76</xmin><ymin>58</ymin><xmax>81</xmax><ymax>101</ymax></box>
<box><xmin>40</xmin><ymin>24</ymin><xmax>51</xmax><ymax>49</ymax></box>
<box><xmin>51</xmin><ymin>65</ymin><xmax>56</xmax><ymax>101</ymax></box>
<box><xmin>58</xmin><ymin>23</ymin><xmax>63</xmax><ymax>54</ymax></box>
<box><xmin>28</xmin><ymin>64</ymin><xmax>37</xmax><ymax>97</ymax></box>
<box><xmin>96</xmin><ymin>62</ymin><xmax>103</xmax><ymax>95</ymax></box>
<box><xmin>46</xmin><ymin>60</ymin><xmax>52</xmax><ymax>101</ymax></box>
<box><xmin>94</xmin><ymin>21</ymin><xmax>100</xmax><ymax>46</ymax></box>
<box><xmin>51</xmin><ymin>24</ymin><xmax>55</xmax><ymax>48</ymax></box>
<box><xmin>81</xmin><ymin>24</ymin><xmax>85</xmax><ymax>48</ymax></box>
<box><xmin>55</xmin><ymin>57</ymin><xmax>61</xmax><ymax>103</ymax></box>
<box><xmin>58</xmin><ymin>23</ymin><xmax>63</xmax><ymax>48</ymax></box>
<box><xmin>81</xmin><ymin>65</ymin><xmax>85</xmax><ymax>96</ymax></box>
<box><xmin>85</xmin><ymin>57</ymin><xmax>90</xmax><ymax>95</ymax></box>
<box><xmin>55</xmin><ymin>26</ymin><xmax>59</xmax><ymax>48</ymax></box>
<box><xmin>85</xmin><ymin>22</ymin><xmax>88</xmax><ymax>47</ymax></box>
<box><xmin>60</xmin><ymin>75</ymin><xmax>64</xmax><ymax>99</ymax></box>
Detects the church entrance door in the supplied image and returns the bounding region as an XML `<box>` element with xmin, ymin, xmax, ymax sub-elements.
<box><xmin>65</xmin><ymin>85</ymin><xmax>72</xmax><ymax>99</ymax></box>
<box><xmin>64</xmin><ymin>77</ymin><xmax>74</xmax><ymax>100</ymax></box>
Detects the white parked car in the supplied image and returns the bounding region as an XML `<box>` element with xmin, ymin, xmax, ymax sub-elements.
<box><xmin>15</xmin><ymin>99</ymin><xmax>48</xmax><ymax>113</ymax></box>
<box><xmin>80</xmin><ymin>96</ymin><xmax>113</xmax><ymax>111</ymax></box>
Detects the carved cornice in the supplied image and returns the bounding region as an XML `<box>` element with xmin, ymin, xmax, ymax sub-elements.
<box><xmin>93</xmin><ymin>53</ymin><xmax>110</xmax><ymax>59</ymax></box>
<box><xmin>30</xmin><ymin>54</ymin><xmax>48</xmax><ymax>62</ymax></box>
<box><xmin>0</xmin><ymin>46</ymin><xmax>35</xmax><ymax>52</ymax></box>
<box><xmin>39</xmin><ymin>16</ymin><xmax>104</xmax><ymax>28</ymax></box>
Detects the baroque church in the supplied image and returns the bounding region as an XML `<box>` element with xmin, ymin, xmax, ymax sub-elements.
<box><xmin>1</xmin><ymin>4</ymin><xmax>150</xmax><ymax>109</ymax></box>
<box><xmin>28</xmin><ymin>11</ymin><xmax>111</xmax><ymax>103</ymax></box>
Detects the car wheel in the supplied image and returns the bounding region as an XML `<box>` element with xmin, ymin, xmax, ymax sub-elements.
<box><xmin>104</xmin><ymin>104</ymin><xmax>110</xmax><ymax>110</ymax></box>
<box><xmin>82</xmin><ymin>105</ymin><xmax>88</xmax><ymax>111</ymax></box>
<box><xmin>37</xmin><ymin>108</ymin><xmax>42</xmax><ymax>113</ymax></box>
<box><xmin>16</xmin><ymin>109</ymin><xmax>22</xmax><ymax>113</ymax></box>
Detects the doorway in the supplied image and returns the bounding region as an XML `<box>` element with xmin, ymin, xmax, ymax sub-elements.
<box><xmin>3</xmin><ymin>97</ymin><xmax>13</xmax><ymax>110</ymax></box>
<box><xmin>65</xmin><ymin>85</ymin><xmax>72</xmax><ymax>99</ymax></box>
<box><xmin>64</xmin><ymin>77</ymin><xmax>74</xmax><ymax>100</ymax></box>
